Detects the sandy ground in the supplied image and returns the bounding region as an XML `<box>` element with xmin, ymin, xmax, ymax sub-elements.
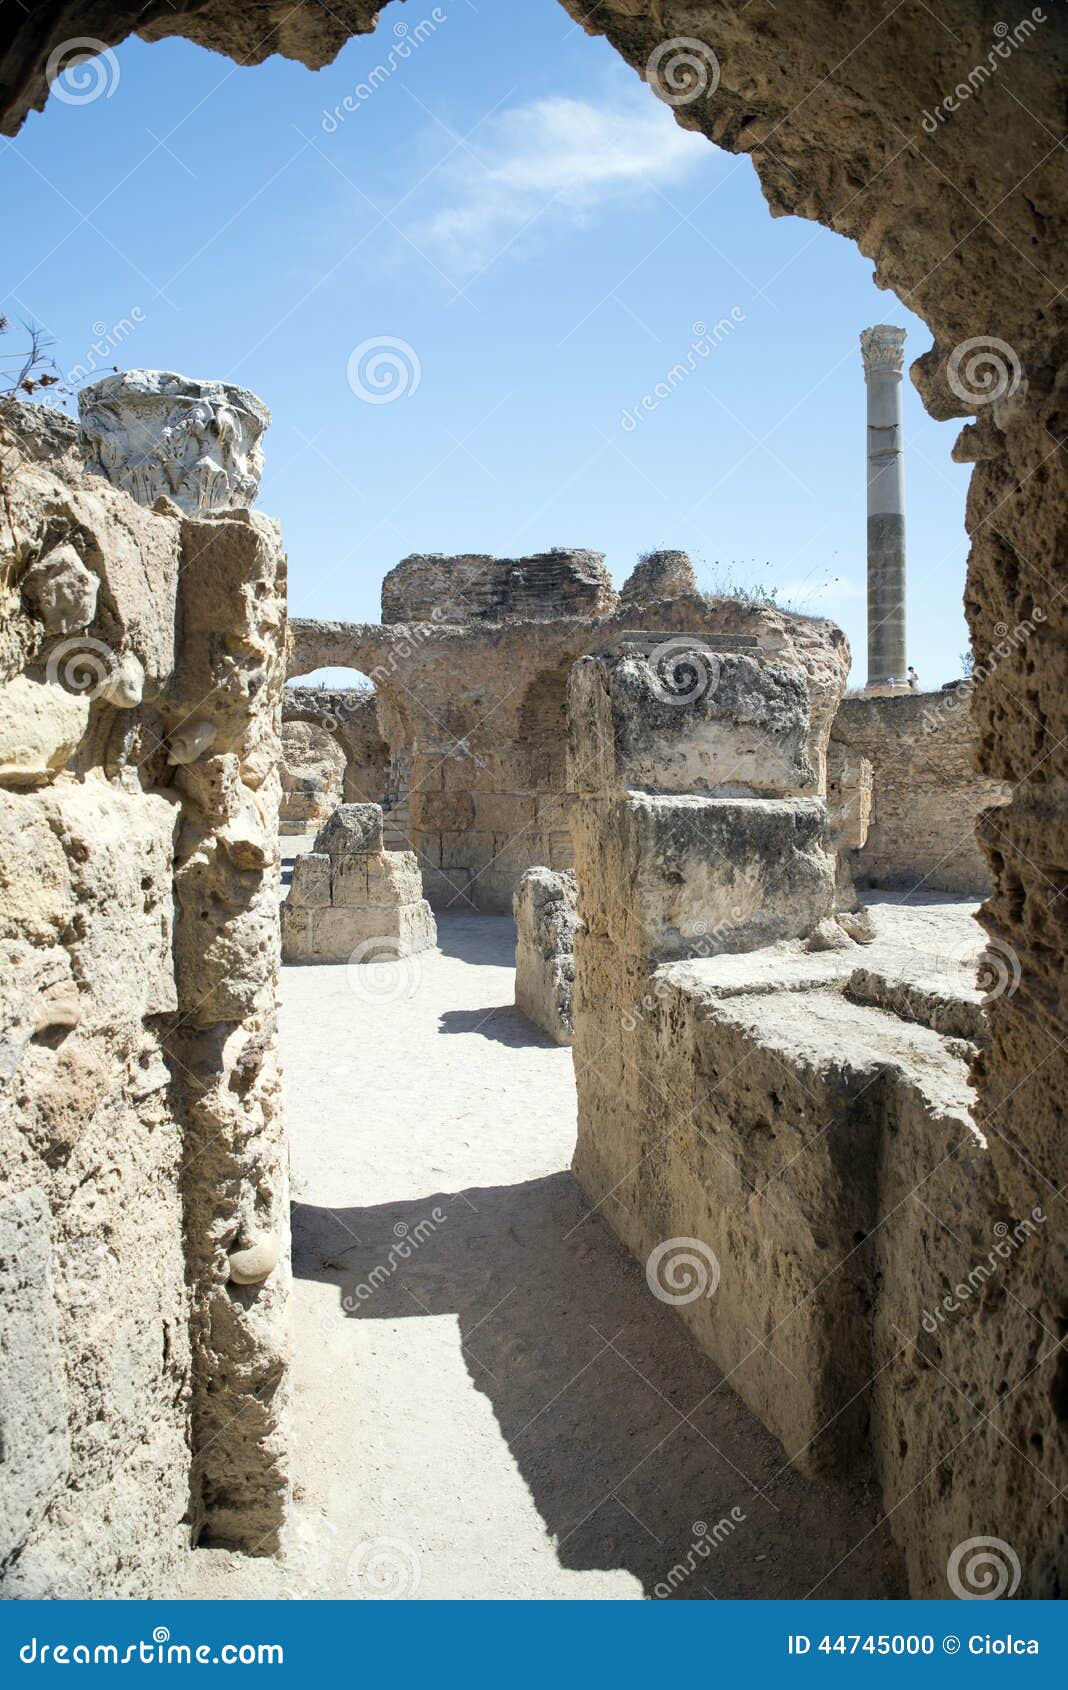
<box><xmin>181</xmin><ymin>880</ymin><xmax>958</xmax><ymax>1601</ymax></box>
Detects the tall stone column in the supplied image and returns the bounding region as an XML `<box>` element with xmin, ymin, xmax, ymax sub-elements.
<box><xmin>860</xmin><ymin>326</ymin><xmax>907</xmax><ymax>688</ymax></box>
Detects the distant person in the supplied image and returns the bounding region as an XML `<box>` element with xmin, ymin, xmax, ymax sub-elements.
<box><xmin>908</xmin><ymin>666</ymin><xmax>920</xmax><ymax>689</ymax></box>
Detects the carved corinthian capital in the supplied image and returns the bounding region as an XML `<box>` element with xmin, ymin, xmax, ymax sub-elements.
<box><xmin>79</xmin><ymin>369</ymin><xmax>270</xmax><ymax>514</ymax></box>
<box><xmin>860</xmin><ymin>324</ymin><xmax>906</xmax><ymax>379</ymax></box>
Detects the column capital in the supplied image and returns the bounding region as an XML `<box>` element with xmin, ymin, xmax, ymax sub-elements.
<box><xmin>860</xmin><ymin>324</ymin><xmax>906</xmax><ymax>379</ymax></box>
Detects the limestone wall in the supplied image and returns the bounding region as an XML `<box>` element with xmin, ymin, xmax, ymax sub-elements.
<box><xmin>289</xmin><ymin>570</ymin><xmax>850</xmax><ymax>914</ymax></box>
<box><xmin>830</xmin><ymin>689</ymin><xmax>1011</xmax><ymax>897</ymax></box>
<box><xmin>282</xmin><ymin>686</ymin><xmax>389</xmax><ymax>811</ymax></box>
<box><xmin>567</xmin><ymin>640</ymin><xmax>1065</xmax><ymax>1594</ymax></box>
<box><xmin>0</xmin><ymin>402</ymin><xmax>288</xmax><ymax>1593</ymax></box>
<box><xmin>279</xmin><ymin>720</ymin><xmax>346</xmax><ymax>833</ymax></box>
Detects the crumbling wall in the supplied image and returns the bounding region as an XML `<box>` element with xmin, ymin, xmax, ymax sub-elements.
<box><xmin>282</xmin><ymin>686</ymin><xmax>389</xmax><ymax>810</ymax></box>
<box><xmin>279</xmin><ymin>720</ymin><xmax>346</xmax><ymax>833</ymax></box>
<box><xmin>0</xmin><ymin>399</ymin><xmax>288</xmax><ymax>1591</ymax></box>
<box><xmin>568</xmin><ymin>639</ymin><xmax>1065</xmax><ymax>1595</ymax></box>
<box><xmin>289</xmin><ymin>556</ymin><xmax>850</xmax><ymax>913</ymax></box>
<box><xmin>830</xmin><ymin>689</ymin><xmax>1012</xmax><ymax>896</ymax></box>
<box><xmin>513</xmin><ymin>867</ymin><xmax>578</xmax><ymax>1045</ymax></box>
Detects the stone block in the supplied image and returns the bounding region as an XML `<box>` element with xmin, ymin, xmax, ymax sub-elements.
<box><xmin>413</xmin><ymin>790</ymin><xmax>475</xmax><ymax>832</ymax></box>
<box><xmin>514</xmin><ymin>868</ymin><xmax>578</xmax><ymax>1044</ymax></box>
<box><xmin>313</xmin><ymin>803</ymin><xmax>383</xmax><ymax>858</ymax></box>
<box><xmin>568</xmin><ymin>649</ymin><xmax>819</xmax><ymax>799</ymax></box>
<box><xmin>281</xmin><ymin>899</ymin><xmax>435</xmax><ymax>964</ymax></box>
<box><xmin>288</xmin><ymin>852</ymin><xmax>331</xmax><ymax>908</ymax></box>
<box><xmin>475</xmin><ymin>792</ymin><xmax>536</xmax><ymax>832</ymax></box>
<box><xmin>573</xmin><ymin>793</ymin><xmax>835</xmax><ymax>962</ymax></box>
<box><xmin>0</xmin><ymin>1189</ymin><xmax>71</xmax><ymax>1565</ymax></box>
<box><xmin>420</xmin><ymin>865</ymin><xmax>476</xmax><ymax>910</ymax></box>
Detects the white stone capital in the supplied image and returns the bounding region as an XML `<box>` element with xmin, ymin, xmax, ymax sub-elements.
<box><xmin>860</xmin><ymin>324</ymin><xmax>906</xmax><ymax>379</ymax></box>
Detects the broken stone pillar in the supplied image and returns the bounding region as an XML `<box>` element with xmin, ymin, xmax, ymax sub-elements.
<box><xmin>513</xmin><ymin>867</ymin><xmax>578</xmax><ymax>1044</ymax></box>
<box><xmin>282</xmin><ymin>803</ymin><xmax>436</xmax><ymax>964</ymax></box>
<box><xmin>78</xmin><ymin>369</ymin><xmax>270</xmax><ymax>515</ymax></box>
<box><xmin>568</xmin><ymin>635</ymin><xmax>836</xmax><ymax>1224</ymax></box>
<box><xmin>860</xmin><ymin>326</ymin><xmax>907</xmax><ymax>688</ymax></box>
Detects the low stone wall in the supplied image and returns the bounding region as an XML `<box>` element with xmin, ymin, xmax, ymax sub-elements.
<box><xmin>0</xmin><ymin>398</ymin><xmax>288</xmax><ymax>1593</ymax></box>
<box><xmin>830</xmin><ymin>688</ymin><xmax>1011</xmax><ymax>897</ymax></box>
<box><xmin>568</xmin><ymin>641</ymin><xmax>1065</xmax><ymax>1596</ymax></box>
<box><xmin>289</xmin><ymin>559</ymin><xmax>850</xmax><ymax>914</ymax></box>
<box><xmin>513</xmin><ymin>868</ymin><xmax>578</xmax><ymax>1044</ymax></box>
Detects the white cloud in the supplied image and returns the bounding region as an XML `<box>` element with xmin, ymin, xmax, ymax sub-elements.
<box><xmin>421</xmin><ymin>93</ymin><xmax>712</xmax><ymax>255</ymax></box>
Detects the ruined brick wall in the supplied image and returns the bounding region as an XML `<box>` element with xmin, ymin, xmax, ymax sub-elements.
<box><xmin>282</xmin><ymin>686</ymin><xmax>389</xmax><ymax>811</ymax></box>
<box><xmin>0</xmin><ymin>406</ymin><xmax>288</xmax><ymax>1592</ymax></box>
<box><xmin>830</xmin><ymin>689</ymin><xmax>1012</xmax><ymax>897</ymax></box>
<box><xmin>289</xmin><ymin>581</ymin><xmax>849</xmax><ymax>913</ymax></box>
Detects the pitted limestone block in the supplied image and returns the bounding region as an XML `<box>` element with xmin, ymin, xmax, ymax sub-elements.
<box><xmin>79</xmin><ymin>369</ymin><xmax>270</xmax><ymax>515</ymax></box>
<box><xmin>365</xmin><ymin>851</ymin><xmax>425</xmax><ymax>906</ymax></box>
<box><xmin>514</xmin><ymin>867</ymin><xmax>578</xmax><ymax>1045</ymax></box>
<box><xmin>573</xmin><ymin>794</ymin><xmax>835</xmax><ymax>961</ymax></box>
<box><xmin>288</xmin><ymin>852</ymin><xmax>331</xmax><ymax>908</ymax></box>
<box><xmin>281</xmin><ymin>899</ymin><xmax>435</xmax><ymax>964</ymax></box>
<box><xmin>21</xmin><ymin>543</ymin><xmax>99</xmax><ymax>635</ymax></box>
<box><xmin>313</xmin><ymin>802</ymin><xmax>383</xmax><ymax>858</ymax></box>
<box><xmin>0</xmin><ymin>1189</ymin><xmax>71</xmax><ymax>1564</ymax></box>
<box><xmin>619</xmin><ymin>550</ymin><xmax>697</xmax><ymax>608</ymax></box>
<box><xmin>0</xmin><ymin>675</ymin><xmax>89</xmax><ymax>788</ymax></box>
<box><xmin>568</xmin><ymin>649</ymin><xmax>818</xmax><ymax>799</ymax></box>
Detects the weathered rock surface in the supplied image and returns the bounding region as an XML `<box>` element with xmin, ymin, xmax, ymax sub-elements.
<box><xmin>830</xmin><ymin>688</ymin><xmax>1011</xmax><ymax>897</ymax></box>
<box><xmin>280</xmin><ymin>720</ymin><xmax>346</xmax><ymax>833</ymax></box>
<box><xmin>79</xmin><ymin>370</ymin><xmax>270</xmax><ymax>515</ymax></box>
<box><xmin>0</xmin><ymin>395</ymin><xmax>288</xmax><ymax>1591</ymax></box>
<box><xmin>513</xmin><ymin>867</ymin><xmax>578</xmax><ymax>1045</ymax></box>
<box><xmin>381</xmin><ymin>549</ymin><xmax>618</xmax><ymax>624</ymax></box>
<box><xmin>282</xmin><ymin>803</ymin><xmax>436</xmax><ymax>964</ymax></box>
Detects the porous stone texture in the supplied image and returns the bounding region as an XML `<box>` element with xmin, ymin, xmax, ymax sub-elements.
<box><xmin>381</xmin><ymin>549</ymin><xmax>618</xmax><ymax>624</ymax></box>
<box><xmin>279</xmin><ymin>720</ymin><xmax>346</xmax><ymax>833</ymax></box>
<box><xmin>290</xmin><ymin>585</ymin><xmax>848</xmax><ymax>915</ymax></box>
<box><xmin>619</xmin><ymin>550</ymin><xmax>697</xmax><ymax>607</ymax></box>
<box><xmin>830</xmin><ymin>689</ymin><xmax>1011</xmax><ymax>897</ymax></box>
<box><xmin>0</xmin><ymin>398</ymin><xmax>288</xmax><ymax>1592</ymax></box>
<box><xmin>513</xmin><ymin>868</ymin><xmax>578</xmax><ymax>1044</ymax></box>
<box><xmin>568</xmin><ymin>589</ymin><xmax>1063</xmax><ymax>1597</ymax></box>
<box><xmin>282</xmin><ymin>686</ymin><xmax>390</xmax><ymax>810</ymax></box>
<box><xmin>281</xmin><ymin>802</ymin><xmax>436</xmax><ymax>964</ymax></box>
<box><xmin>79</xmin><ymin>370</ymin><xmax>270</xmax><ymax>515</ymax></box>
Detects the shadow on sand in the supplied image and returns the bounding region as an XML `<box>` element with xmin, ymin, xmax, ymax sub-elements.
<box><xmin>293</xmin><ymin>1171</ymin><xmax>902</xmax><ymax>1599</ymax></box>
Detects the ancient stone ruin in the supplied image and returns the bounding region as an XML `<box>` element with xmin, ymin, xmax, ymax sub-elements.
<box><xmin>1</xmin><ymin>0</ymin><xmax>1064</xmax><ymax>1609</ymax></box>
<box><xmin>513</xmin><ymin>867</ymin><xmax>578</xmax><ymax>1045</ymax></box>
<box><xmin>1</xmin><ymin>384</ymin><xmax>287</xmax><ymax>1593</ymax></box>
<box><xmin>281</xmin><ymin>802</ymin><xmax>435</xmax><ymax>966</ymax></box>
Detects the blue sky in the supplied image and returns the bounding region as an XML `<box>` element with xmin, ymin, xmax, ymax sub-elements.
<box><xmin>4</xmin><ymin>0</ymin><xmax>973</xmax><ymax>686</ymax></box>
